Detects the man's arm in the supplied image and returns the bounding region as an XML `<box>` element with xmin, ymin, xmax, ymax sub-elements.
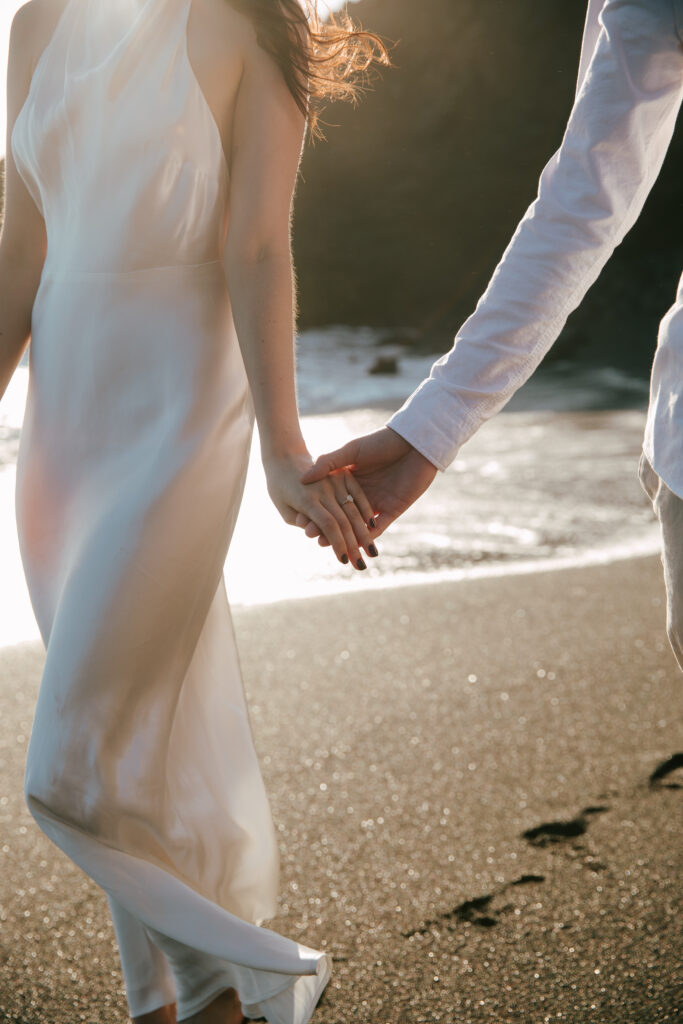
<box><xmin>300</xmin><ymin>0</ymin><xmax>682</xmax><ymax>540</ymax></box>
<box><xmin>388</xmin><ymin>0</ymin><xmax>683</xmax><ymax>471</ymax></box>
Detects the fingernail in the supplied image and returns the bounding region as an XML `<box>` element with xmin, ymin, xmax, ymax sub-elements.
<box><xmin>341</xmin><ymin>553</ymin><xmax>349</xmax><ymax>564</ymax></box>
<box><xmin>369</xmin><ymin>517</ymin><xmax>377</xmax><ymax>529</ymax></box>
<box><xmin>357</xmin><ymin>558</ymin><xmax>367</xmax><ymax>570</ymax></box>
<box><xmin>368</xmin><ymin>543</ymin><xmax>378</xmax><ymax>558</ymax></box>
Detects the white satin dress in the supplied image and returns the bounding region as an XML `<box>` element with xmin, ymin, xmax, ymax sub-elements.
<box><xmin>10</xmin><ymin>0</ymin><xmax>332</xmax><ymax>1020</ymax></box>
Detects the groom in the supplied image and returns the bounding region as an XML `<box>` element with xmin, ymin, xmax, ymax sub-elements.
<box><xmin>299</xmin><ymin>0</ymin><xmax>683</xmax><ymax>668</ymax></box>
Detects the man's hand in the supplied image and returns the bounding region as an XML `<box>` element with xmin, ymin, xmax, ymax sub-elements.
<box><xmin>298</xmin><ymin>427</ymin><xmax>439</xmax><ymax>543</ymax></box>
<box><xmin>263</xmin><ymin>450</ymin><xmax>377</xmax><ymax>568</ymax></box>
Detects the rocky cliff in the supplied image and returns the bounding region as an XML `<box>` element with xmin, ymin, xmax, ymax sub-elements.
<box><xmin>293</xmin><ymin>0</ymin><xmax>682</xmax><ymax>373</ymax></box>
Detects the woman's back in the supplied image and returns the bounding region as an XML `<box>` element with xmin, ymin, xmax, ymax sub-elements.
<box><xmin>12</xmin><ymin>0</ymin><xmax>250</xmax><ymax>273</ymax></box>
<box><xmin>2</xmin><ymin>2</ymin><xmax>389</xmax><ymax>1020</ymax></box>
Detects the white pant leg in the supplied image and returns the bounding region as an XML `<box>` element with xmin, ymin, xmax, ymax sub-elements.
<box><xmin>143</xmin><ymin>926</ymin><xmax>244</xmax><ymax>1021</ymax></box>
<box><xmin>112</xmin><ymin>892</ymin><xmax>315</xmax><ymax>1023</ymax></box>
<box><xmin>109</xmin><ymin>914</ymin><xmax>332</xmax><ymax>1024</ymax></box>
<box><xmin>639</xmin><ymin>453</ymin><xmax>683</xmax><ymax>670</ymax></box>
<box><xmin>110</xmin><ymin>891</ymin><xmax>243</xmax><ymax>1021</ymax></box>
<box><xmin>108</xmin><ymin>895</ymin><xmax>177</xmax><ymax>1018</ymax></box>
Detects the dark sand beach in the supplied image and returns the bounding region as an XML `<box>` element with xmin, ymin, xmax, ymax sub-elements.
<box><xmin>0</xmin><ymin>555</ymin><xmax>680</xmax><ymax>1023</ymax></box>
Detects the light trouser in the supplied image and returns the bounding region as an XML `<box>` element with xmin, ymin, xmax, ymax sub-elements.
<box><xmin>108</xmin><ymin>894</ymin><xmax>330</xmax><ymax>1023</ymax></box>
<box><xmin>108</xmin><ymin>895</ymin><xmax>244</xmax><ymax>1021</ymax></box>
<box><xmin>639</xmin><ymin>452</ymin><xmax>683</xmax><ymax>670</ymax></box>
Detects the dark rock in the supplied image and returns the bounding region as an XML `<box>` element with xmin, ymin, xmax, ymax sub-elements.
<box><xmin>368</xmin><ymin>354</ymin><xmax>399</xmax><ymax>375</ymax></box>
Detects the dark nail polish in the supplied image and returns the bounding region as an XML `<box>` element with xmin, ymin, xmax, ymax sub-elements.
<box><xmin>341</xmin><ymin>553</ymin><xmax>349</xmax><ymax>564</ymax></box>
<box><xmin>369</xmin><ymin>517</ymin><xmax>377</xmax><ymax>529</ymax></box>
<box><xmin>357</xmin><ymin>558</ymin><xmax>367</xmax><ymax>570</ymax></box>
<box><xmin>368</xmin><ymin>543</ymin><xmax>378</xmax><ymax>558</ymax></box>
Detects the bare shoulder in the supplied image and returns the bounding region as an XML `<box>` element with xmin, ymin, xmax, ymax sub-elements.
<box><xmin>186</xmin><ymin>0</ymin><xmax>261</xmax><ymax>146</ymax></box>
<box><xmin>10</xmin><ymin>0</ymin><xmax>70</xmax><ymax>74</ymax></box>
<box><xmin>188</xmin><ymin>0</ymin><xmax>257</xmax><ymax>68</ymax></box>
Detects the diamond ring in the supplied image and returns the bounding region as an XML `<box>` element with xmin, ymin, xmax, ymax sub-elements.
<box><xmin>342</xmin><ymin>493</ymin><xmax>355</xmax><ymax>505</ymax></box>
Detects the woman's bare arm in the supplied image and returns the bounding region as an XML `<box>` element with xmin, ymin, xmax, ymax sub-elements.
<box><xmin>223</xmin><ymin>21</ymin><xmax>307</xmax><ymax>463</ymax></box>
<box><xmin>0</xmin><ymin>2</ymin><xmax>48</xmax><ymax>402</ymax></box>
<box><xmin>223</xmin><ymin>24</ymin><xmax>376</xmax><ymax>567</ymax></box>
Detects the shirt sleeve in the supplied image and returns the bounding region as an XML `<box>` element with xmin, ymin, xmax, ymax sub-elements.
<box><xmin>387</xmin><ymin>0</ymin><xmax>683</xmax><ymax>471</ymax></box>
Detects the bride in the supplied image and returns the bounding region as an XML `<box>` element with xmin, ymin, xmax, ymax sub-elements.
<box><xmin>0</xmin><ymin>1</ymin><xmax>387</xmax><ymax>1022</ymax></box>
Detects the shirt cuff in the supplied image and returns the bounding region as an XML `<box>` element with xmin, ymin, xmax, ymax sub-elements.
<box><xmin>386</xmin><ymin>377</ymin><xmax>476</xmax><ymax>472</ymax></box>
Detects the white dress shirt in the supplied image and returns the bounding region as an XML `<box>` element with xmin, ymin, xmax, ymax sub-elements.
<box><xmin>387</xmin><ymin>0</ymin><xmax>683</xmax><ymax>498</ymax></box>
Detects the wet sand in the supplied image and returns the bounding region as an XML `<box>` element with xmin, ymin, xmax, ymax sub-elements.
<box><xmin>0</xmin><ymin>554</ymin><xmax>680</xmax><ymax>1023</ymax></box>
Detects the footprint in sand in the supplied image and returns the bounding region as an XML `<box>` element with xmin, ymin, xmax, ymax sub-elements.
<box><xmin>522</xmin><ymin>805</ymin><xmax>609</xmax><ymax>846</ymax></box>
<box><xmin>521</xmin><ymin>805</ymin><xmax>609</xmax><ymax>872</ymax></box>
<box><xmin>401</xmin><ymin>760</ymin><xmax>679</xmax><ymax>945</ymax></box>
<box><xmin>401</xmin><ymin>873</ymin><xmax>546</xmax><ymax>938</ymax></box>
<box><xmin>648</xmin><ymin>752</ymin><xmax>683</xmax><ymax>789</ymax></box>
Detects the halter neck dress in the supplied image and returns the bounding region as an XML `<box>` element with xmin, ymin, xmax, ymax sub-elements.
<box><xmin>10</xmin><ymin>0</ymin><xmax>331</xmax><ymax>1019</ymax></box>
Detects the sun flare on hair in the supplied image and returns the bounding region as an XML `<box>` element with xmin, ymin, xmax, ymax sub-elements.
<box><xmin>0</xmin><ymin>0</ymin><xmax>359</xmax><ymax>154</ymax></box>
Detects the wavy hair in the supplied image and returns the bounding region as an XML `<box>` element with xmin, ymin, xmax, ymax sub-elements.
<box><xmin>227</xmin><ymin>0</ymin><xmax>391</xmax><ymax>139</ymax></box>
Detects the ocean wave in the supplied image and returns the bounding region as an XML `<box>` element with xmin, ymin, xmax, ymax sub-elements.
<box><xmin>0</xmin><ymin>362</ymin><xmax>659</xmax><ymax>647</ymax></box>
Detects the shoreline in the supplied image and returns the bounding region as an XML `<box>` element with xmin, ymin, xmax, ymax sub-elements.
<box><xmin>0</xmin><ymin>533</ymin><xmax>662</xmax><ymax>650</ymax></box>
<box><xmin>0</xmin><ymin>387</ymin><xmax>660</xmax><ymax>645</ymax></box>
<box><xmin>226</xmin><ymin>525</ymin><xmax>663</xmax><ymax>610</ymax></box>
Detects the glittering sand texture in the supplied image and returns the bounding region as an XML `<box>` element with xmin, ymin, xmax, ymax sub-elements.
<box><xmin>0</xmin><ymin>555</ymin><xmax>680</xmax><ymax>1023</ymax></box>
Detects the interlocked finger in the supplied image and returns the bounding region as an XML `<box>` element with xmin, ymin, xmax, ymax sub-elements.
<box><xmin>321</xmin><ymin>493</ymin><xmax>366</xmax><ymax>569</ymax></box>
<box><xmin>337</xmin><ymin>469</ymin><xmax>377</xmax><ymax>534</ymax></box>
<box><xmin>304</xmin><ymin>502</ymin><xmax>351</xmax><ymax>565</ymax></box>
<box><xmin>333</xmin><ymin>476</ymin><xmax>378</xmax><ymax>559</ymax></box>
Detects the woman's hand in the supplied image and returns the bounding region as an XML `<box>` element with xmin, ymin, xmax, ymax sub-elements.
<box><xmin>263</xmin><ymin>451</ymin><xmax>379</xmax><ymax>569</ymax></box>
<box><xmin>296</xmin><ymin>427</ymin><xmax>439</xmax><ymax>543</ymax></box>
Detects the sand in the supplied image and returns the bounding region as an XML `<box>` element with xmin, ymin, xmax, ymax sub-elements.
<box><xmin>0</xmin><ymin>554</ymin><xmax>680</xmax><ymax>1023</ymax></box>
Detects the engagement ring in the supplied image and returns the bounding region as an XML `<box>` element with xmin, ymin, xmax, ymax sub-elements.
<box><xmin>342</xmin><ymin>494</ymin><xmax>355</xmax><ymax>505</ymax></box>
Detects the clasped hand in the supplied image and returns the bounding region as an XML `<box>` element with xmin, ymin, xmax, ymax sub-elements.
<box><xmin>263</xmin><ymin>449</ymin><xmax>378</xmax><ymax>570</ymax></box>
<box><xmin>266</xmin><ymin>427</ymin><xmax>439</xmax><ymax>570</ymax></box>
<box><xmin>264</xmin><ymin>425</ymin><xmax>436</xmax><ymax>573</ymax></box>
